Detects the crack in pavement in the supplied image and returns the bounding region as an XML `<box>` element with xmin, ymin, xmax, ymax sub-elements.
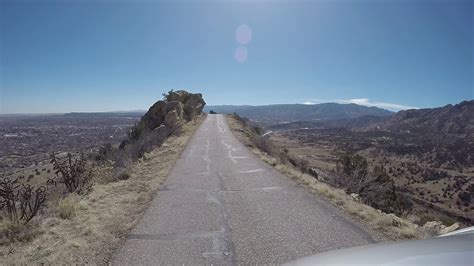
<box><xmin>159</xmin><ymin>184</ymin><xmax>285</xmax><ymax>193</ymax></box>
<box><xmin>128</xmin><ymin>231</ymin><xmax>224</xmax><ymax>241</ymax></box>
<box><xmin>207</xmin><ymin>172</ymin><xmax>237</xmax><ymax>266</ymax></box>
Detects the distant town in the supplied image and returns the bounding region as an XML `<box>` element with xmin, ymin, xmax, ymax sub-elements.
<box><xmin>0</xmin><ymin>112</ymin><xmax>141</xmax><ymax>173</ymax></box>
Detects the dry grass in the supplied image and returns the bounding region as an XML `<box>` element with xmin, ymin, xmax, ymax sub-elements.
<box><xmin>226</xmin><ymin>115</ymin><xmax>424</xmax><ymax>240</ymax></box>
<box><xmin>58</xmin><ymin>196</ymin><xmax>77</xmax><ymax>220</ymax></box>
<box><xmin>0</xmin><ymin>221</ymin><xmax>41</xmax><ymax>245</ymax></box>
<box><xmin>0</xmin><ymin>116</ymin><xmax>205</xmax><ymax>264</ymax></box>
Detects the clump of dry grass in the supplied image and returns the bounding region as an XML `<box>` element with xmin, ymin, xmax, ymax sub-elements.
<box><xmin>58</xmin><ymin>196</ymin><xmax>76</xmax><ymax>220</ymax></box>
<box><xmin>0</xmin><ymin>115</ymin><xmax>205</xmax><ymax>264</ymax></box>
<box><xmin>227</xmin><ymin>114</ymin><xmax>423</xmax><ymax>240</ymax></box>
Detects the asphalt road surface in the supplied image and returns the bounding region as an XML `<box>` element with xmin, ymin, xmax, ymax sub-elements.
<box><xmin>113</xmin><ymin>114</ymin><xmax>383</xmax><ymax>265</ymax></box>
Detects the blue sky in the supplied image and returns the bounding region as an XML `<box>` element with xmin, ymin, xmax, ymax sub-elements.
<box><xmin>1</xmin><ymin>0</ymin><xmax>472</xmax><ymax>113</ymax></box>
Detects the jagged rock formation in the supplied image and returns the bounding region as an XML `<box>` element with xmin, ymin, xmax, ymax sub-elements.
<box><xmin>119</xmin><ymin>90</ymin><xmax>205</xmax><ymax>151</ymax></box>
<box><xmin>142</xmin><ymin>90</ymin><xmax>206</xmax><ymax>131</ymax></box>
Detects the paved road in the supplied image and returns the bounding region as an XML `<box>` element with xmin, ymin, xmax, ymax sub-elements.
<box><xmin>113</xmin><ymin>114</ymin><xmax>383</xmax><ymax>265</ymax></box>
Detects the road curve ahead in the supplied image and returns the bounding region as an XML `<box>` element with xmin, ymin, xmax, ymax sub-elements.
<box><xmin>113</xmin><ymin>114</ymin><xmax>382</xmax><ymax>265</ymax></box>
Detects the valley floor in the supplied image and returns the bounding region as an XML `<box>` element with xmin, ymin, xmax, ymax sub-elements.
<box><xmin>269</xmin><ymin>130</ymin><xmax>473</xmax><ymax>225</ymax></box>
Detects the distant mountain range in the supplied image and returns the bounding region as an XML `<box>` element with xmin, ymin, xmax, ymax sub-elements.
<box><xmin>212</xmin><ymin>100</ymin><xmax>474</xmax><ymax>139</ymax></box>
<box><xmin>204</xmin><ymin>103</ymin><xmax>393</xmax><ymax>124</ymax></box>
<box><xmin>372</xmin><ymin>100</ymin><xmax>474</xmax><ymax>137</ymax></box>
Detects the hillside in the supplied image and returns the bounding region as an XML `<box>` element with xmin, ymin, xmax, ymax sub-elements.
<box><xmin>260</xmin><ymin>100</ymin><xmax>474</xmax><ymax>225</ymax></box>
<box><xmin>204</xmin><ymin>103</ymin><xmax>393</xmax><ymax>124</ymax></box>
<box><xmin>371</xmin><ymin>100</ymin><xmax>474</xmax><ymax>138</ymax></box>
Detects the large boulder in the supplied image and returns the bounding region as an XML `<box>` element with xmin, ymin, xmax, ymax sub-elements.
<box><xmin>184</xmin><ymin>93</ymin><xmax>205</xmax><ymax>109</ymax></box>
<box><xmin>142</xmin><ymin>100</ymin><xmax>167</xmax><ymax>130</ymax></box>
<box><xmin>165</xmin><ymin>101</ymin><xmax>184</xmax><ymax>119</ymax></box>
<box><xmin>184</xmin><ymin>93</ymin><xmax>206</xmax><ymax>121</ymax></box>
<box><xmin>139</xmin><ymin>89</ymin><xmax>205</xmax><ymax>132</ymax></box>
<box><xmin>164</xmin><ymin>110</ymin><xmax>181</xmax><ymax>129</ymax></box>
<box><xmin>184</xmin><ymin>105</ymin><xmax>200</xmax><ymax>121</ymax></box>
<box><xmin>147</xmin><ymin>125</ymin><xmax>172</xmax><ymax>147</ymax></box>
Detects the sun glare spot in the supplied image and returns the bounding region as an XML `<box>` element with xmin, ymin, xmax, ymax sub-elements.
<box><xmin>236</xmin><ymin>24</ymin><xmax>252</xmax><ymax>44</ymax></box>
<box><xmin>234</xmin><ymin>46</ymin><xmax>248</xmax><ymax>63</ymax></box>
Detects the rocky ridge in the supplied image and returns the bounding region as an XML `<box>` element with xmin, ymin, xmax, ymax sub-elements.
<box><xmin>118</xmin><ymin>90</ymin><xmax>205</xmax><ymax>151</ymax></box>
<box><xmin>141</xmin><ymin>90</ymin><xmax>206</xmax><ymax>131</ymax></box>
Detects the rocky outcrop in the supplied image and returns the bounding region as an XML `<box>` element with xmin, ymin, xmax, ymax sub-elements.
<box><xmin>142</xmin><ymin>90</ymin><xmax>206</xmax><ymax>131</ymax></box>
<box><xmin>438</xmin><ymin>222</ymin><xmax>460</xmax><ymax>235</ymax></box>
<box><xmin>422</xmin><ymin>220</ymin><xmax>461</xmax><ymax>237</ymax></box>
<box><xmin>118</xmin><ymin>90</ymin><xmax>205</xmax><ymax>157</ymax></box>
<box><xmin>142</xmin><ymin>101</ymin><xmax>167</xmax><ymax>130</ymax></box>
<box><xmin>164</xmin><ymin>110</ymin><xmax>180</xmax><ymax>129</ymax></box>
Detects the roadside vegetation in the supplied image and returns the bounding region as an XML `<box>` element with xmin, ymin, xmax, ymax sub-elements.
<box><xmin>226</xmin><ymin>113</ymin><xmax>459</xmax><ymax>240</ymax></box>
<box><xmin>0</xmin><ymin>91</ymin><xmax>205</xmax><ymax>263</ymax></box>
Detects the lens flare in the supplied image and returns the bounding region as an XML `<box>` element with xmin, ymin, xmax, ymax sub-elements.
<box><xmin>234</xmin><ymin>46</ymin><xmax>248</xmax><ymax>63</ymax></box>
<box><xmin>235</xmin><ymin>24</ymin><xmax>252</xmax><ymax>45</ymax></box>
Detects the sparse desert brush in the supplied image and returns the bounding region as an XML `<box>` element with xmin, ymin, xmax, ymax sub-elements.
<box><xmin>115</xmin><ymin>169</ymin><xmax>131</xmax><ymax>181</ymax></box>
<box><xmin>91</xmin><ymin>163</ymin><xmax>130</xmax><ymax>184</ymax></box>
<box><xmin>332</xmin><ymin>153</ymin><xmax>414</xmax><ymax>216</ymax></box>
<box><xmin>0</xmin><ymin>220</ymin><xmax>41</xmax><ymax>244</ymax></box>
<box><xmin>48</xmin><ymin>152</ymin><xmax>93</xmax><ymax>195</ymax></box>
<box><xmin>438</xmin><ymin>215</ymin><xmax>456</xmax><ymax>227</ymax></box>
<box><xmin>417</xmin><ymin>214</ymin><xmax>435</xmax><ymax>226</ymax></box>
<box><xmin>128</xmin><ymin>122</ymin><xmax>147</xmax><ymax>141</ymax></box>
<box><xmin>255</xmin><ymin>136</ymin><xmax>274</xmax><ymax>155</ymax></box>
<box><xmin>92</xmin><ymin>163</ymin><xmax>115</xmax><ymax>184</ymax></box>
<box><xmin>95</xmin><ymin>143</ymin><xmax>114</xmax><ymax>162</ymax></box>
<box><xmin>276</xmin><ymin>158</ymin><xmax>422</xmax><ymax>239</ymax></box>
<box><xmin>0</xmin><ymin>170</ymin><xmax>47</xmax><ymax>225</ymax></box>
<box><xmin>114</xmin><ymin>124</ymin><xmax>173</xmax><ymax>168</ymax></box>
<box><xmin>107</xmin><ymin>167</ymin><xmax>131</xmax><ymax>183</ymax></box>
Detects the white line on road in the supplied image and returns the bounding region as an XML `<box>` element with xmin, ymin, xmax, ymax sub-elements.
<box><xmin>238</xmin><ymin>169</ymin><xmax>265</xmax><ymax>173</ymax></box>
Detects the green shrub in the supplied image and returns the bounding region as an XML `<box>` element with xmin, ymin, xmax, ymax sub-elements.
<box><xmin>252</xmin><ymin>125</ymin><xmax>263</xmax><ymax>135</ymax></box>
<box><xmin>439</xmin><ymin>215</ymin><xmax>456</xmax><ymax>226</ymax></box>
<box><xmin>162</xmin><ymin>89</ymin><xmax>174</xmax><ymax>101</ymax></box>
<box><xmin>95</xmin><ymin>143</ymin><xmax>114</xmax><ymax>161</ymax></box>
<box><xmin>418</xmin><ymin>214</ymin><xmax>435</xmax><ymax>226</ymax></box>
<box><xmin>128</xmin><ymin>122</ymin><xmax>146</xmax><ymax>141</ymax></box>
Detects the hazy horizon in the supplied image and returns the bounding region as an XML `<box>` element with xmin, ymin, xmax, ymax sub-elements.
<box><xmin>4</xmin><ymin>98</ymin><xmax>474</xmax><ymax>116</ymax></box>
<box><xmin>1</xmin><ymin>95</ymin><xmax>473</xmax><ymax>115</ymax></box>
<box><xmin>1</xmin><ymin>0</ymin><xmax>472</xmax><ymax>114</ymax></box>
